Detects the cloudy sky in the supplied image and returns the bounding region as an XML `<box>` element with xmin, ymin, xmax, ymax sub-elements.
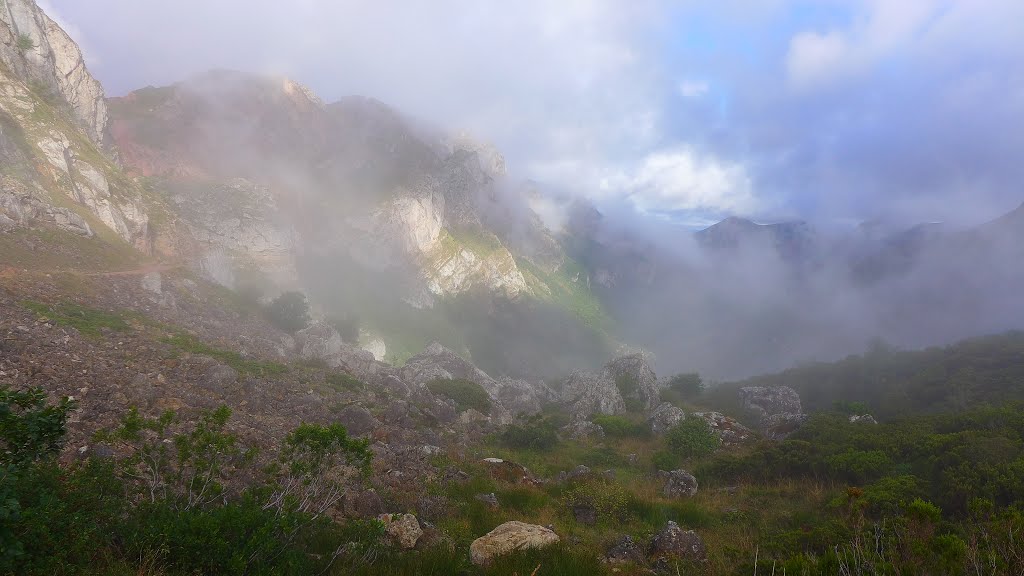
<box><xmin>48</xmin><ymin>0</ymin><xmax>1024</xmax><ymax>227</ymax></box>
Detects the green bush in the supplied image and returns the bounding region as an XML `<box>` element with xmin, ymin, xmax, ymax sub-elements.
<box><xmin>562</xmin><ymin>478</ymin><xmax>630</xmax><ymax>524</ymax></box>
<box><xmin>426</xmin><ymin>378</ymin><xmax>492</xmax><ymax>415</ymax></box>
<box><xmin>327</xmin><ymin>372</ymin><xmax>366</xmax><ymax>392</ymax></box>
<box><xmin>499</xmin><ymin>415</ymin><xmax>558</xmax><ymax>451</ymax></box>
<box><xmin>590</xmin><ymin>414</ymin><xmax>650</xmax><ymax>438</ymax></box>
<box><xmin>666</xmin><ymin>418</ymin><xmax>719</xmax><ymax>460</ymax></box>
<box><xmin>264</xmin><ymin>291</ymin><xmax>311</xmax><ymax>333</ymax></box>
<box><xmin>652</xmin><ymin>449</ymin><xmax>681</xmax><ymax>471</ymax></box>
<box><xmin>668</xmin><ymin>372</ymin><xmax>704</xmax><ymax>397</ymax></box>
<box><xmin>0</xmin><ymin>387</ymin><xmax>75</xmax><ymax>466</ymax></box>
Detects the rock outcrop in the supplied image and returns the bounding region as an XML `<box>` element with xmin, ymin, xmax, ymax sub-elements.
<box><xmin>0</xmin><ymin>0</ymin><xmax>108</xmax><ymax>143</ymax></box>
<box><xmin>692</xmin><ymin>411</ymin><xmax>753</xmax><ymax>446</ymax></box>
<box><xmin>469</xmin><ymin>521</ymin><xmax>559</xmax><ymax>566</ymax></box>
<box><xmin>606</xmin><ymin>353</ymin><xmax>660</xmax><ymax>412</ymax></box>
<box><xmin>740</xmin><ymin>386</ymin><xmax>808</xmax><ymax>440</ymax></box>
<box><xmin>0</xmin><ymin>184</ymin><xmax>92</xmax><ymax>236</ymax></box>
<box><xmin>294</xmin><ymin>322</ymin><xmax>378</xmax><ymax>378</ymax></box>
<box><xmin>562</xmin><ymin>353</ymin><xmax>660</xmax><ymax>418</ymax></box>
<box><xmin>648</xmin><ymin>402</ymin><xmax>686</xmax><ymax>435</ymax></box>
<box><xmin>400</xmin><ymin>342</ymin><xmax>548</xmax><ymax>418</ymax></box>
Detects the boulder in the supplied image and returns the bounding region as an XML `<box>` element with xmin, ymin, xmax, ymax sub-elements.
<box><xmin>849</xmin><ymin>414</ymin><xmax>878</xmax><ymax>425</ymax></box>
<box><xmin>199</xmin><ymin>362</ymin><xmax>238</xmax><ymax>396</ymax></box>
<box><xmin>559</xmin><ymin>418</ymin><xmax>605</xmax><ymax>440</ymax></box>
<box><xmin>140</xmin><ymin>271</ymin><xmax>162</xmax><ymax>295</ymax></box>
<box><xmin>739</xmin><ymin>386</ymin><xmax>807</xmax><ymax>440</ymax></box>
<box><xmin>378</xmin><ymin>513</ymin><xmax>423</xmax><ymax>549</ymax></box>
<box><xmin>648</xmin><ymin>402</ymin><xmax>686</xmax><ymax>435</ymax></box>
<box><xmin>295</xmin><ymin>322</ymin><xmax>344</xmax><ymax>360</ymax></box>
<box><xmin>606</xmin><ymin>535</ymin><xmax>645</xmax><ymax>564</ymax></box>
<box><xmin>660</xmin><ymin>469</ymin><xmax>699</xmax><ymax>498</ymax></box>
<box><xmin>649</xmin><ymin>521</ymin><xmax>707</xmax><ymax>562</ymax></box>
<box><xmin>481</xmin><ymin>458</ymin><xmax>535</xmax><ymax>484</ymax></box>
<box><xmin>337</xmin><ymin>405</ymin><xmax>380</xmax><ymax>437</ymax></box>
<box><xmin>606</xmin><ymin>353</ymin><xmax>660</xmax><ymax>412</ymax></box>
<box><xmin>561</xmin><ymin>369</ymin><xmax>624</xmax><ymax>417</ymax></box>
<box><xmin>475</xmin><ymin>493</ymin><xmax>499</xmax><ymax>508</ymax></box>
<box><xmin>469</xmin><ymin>521</ymin><xmax>560</xmax><ymax>566</ymax></box>
<box><xmin>557</xmin><ymin>464</ymin><xmax>593</xmax><ymax>484</ymax></box>
<box><xmin>692</xmin><ymin>412</ymin><xmax>753</xmax><ymax>446</ymax></box>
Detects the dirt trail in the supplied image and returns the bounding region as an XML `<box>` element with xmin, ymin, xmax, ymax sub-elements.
<box><xmin>0</xmin><ymin>262</ymin><xmax>179</xmax><ymax>280</ymax></box>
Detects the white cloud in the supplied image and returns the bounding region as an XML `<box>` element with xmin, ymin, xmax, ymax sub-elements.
<box><xmin>678</xmin><ymin>80</ymin><xmax>709</xmax><ymax>98</ymax></box>
<box><xmin>602</xmin><ymin>148</ymin><xmax>758</xmax><ymax>214</ymax></box>
<box><xmin>785</xmin><ymin>0</ymin><xmax>938</xmax><ymax>91</ymax></box>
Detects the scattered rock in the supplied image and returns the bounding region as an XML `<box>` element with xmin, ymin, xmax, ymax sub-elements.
<box><xmin>849</xmin><ymin>414</ymin><xmax>878</xmax><ymax>424</ymax></box>
<box><xmin>561</xmin><ymin>369</ymin><xmax>624</xmax><ymax>417</ymax></box>
<box><xmin>378</xmin><ymin>513</ymin><xmax>423</xmax><ymax>549</ymax></box>
<box><xmin>199</xmin><ymin>362</ymin><xmax>238</xmax><ymax>395</ymax></box>
<box><xmin>648</xmin><ymin>402</ymin><xmax>686</xmax><ymax>434</ymax></box>
<box><xmin>469</xmin><ymin>521</ymin><xmax>560</xmax><ymax>566</ymax></box>
<box><xmin>560</xmin><ymin>418</ymin><xmax>605</xmax><ymax>440</ymax></box>
<box><xmin>344</xmin><ymin>489</ymin><xmax>384</xmax><ymax>518</ymax></box>
<box><xmin>572</xmin><ymin>503</ymin><xmax>597</xmax><ymax>526</ymax></box>
<box><xmin>337</xmin><ymin>405</ymin><xmax>380</xmax><ymax>437</ymax></box>
<box><xmin>606</xmin><ymin>535</ymin><xmax>645</xmax><ymax>564</ymax></box>
<box><xmin>649</xmin><ymin>521</ymin><xmax>707</xmax><ymax>562</ymax></box>
<box><xmin>557</xmin><ymin>464</ymin><xmax>593</xmax><ymax>484</ymax></box>
<box><xmin>660</xmin><ymin>469</ymin><xmax>699</xmax><ymax>498</ymax></box>
<box><xmin>475</xmin><ymin>493</ymin><xmax>499</xmax><ymax>508</ymax></box>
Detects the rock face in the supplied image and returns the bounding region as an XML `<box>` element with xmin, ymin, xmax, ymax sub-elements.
<box><xmin>469</xmin><ymin>521</ymin><xmax>559</xmax><ymax>566</ymax></box>
<box><xmin>740</xmin><ymin>386</ymin><xmax>808</xmax><ymax>440</ymax></box>
<box><xmin>0</xmin><ymin>185</ymin><xmax>92</xmax><ymax>236</ymax></box>
<box><xmin>0</xmin><ymin>3</ymin><xmax>151</xmax><ymax>250</ymax></box>
<box><xmin>562</xmin><ymin>353</ymin><xmax>659</xmax><ymax>417</ymax></box>
<box><xmin>649</xmin><ymin>521</ymin><xmax>707</xmax><ymax>562</ymax></box>
<box><xmin>378</xmin><ymin>513</ymin><xmax>423</xmax><ymax>549</ymax></box>
<box><xmin>660</xmin><ymin>469</ymin><xmax>699</xmax><ymax>498</ymax></box>
<box><xmin>0</xmin><ymin>0</ymin><xmax>108</xmax><ymax>143</ymax></box>
<box><xmin>648</xmin><ymin>402</ymin><xmax>686</xmax><ymax>435</ymax></box>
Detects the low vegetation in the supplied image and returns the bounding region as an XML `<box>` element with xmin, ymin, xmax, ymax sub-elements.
<box><xmin>163</xmin><ymin>332</ymin><xmax>288</xmax><ymax>377</ymax></box>
<box><xmin>426</xmin><ymin>378</ymin><xmax>492</xmax><ymax>415</ymax></box>
<box><xmin>21</xmin><ymin>300</ymin><xmax>129</xmax><ymax>336</ymax></box>
<box><xmin>263</xmin><ymin>291</ymin><xmax>311</xmax><ymax>333</ymax></box>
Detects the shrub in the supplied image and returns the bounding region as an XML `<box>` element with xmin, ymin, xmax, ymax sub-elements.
<box><xmin>326</xmin><ymin>372</ymin><xmax>365</xmax><ymax>392</ymax></box>
<box><xmin>666</xmin><ymin>418</ymin><xmax>719</xmax><ymax>460</ymax></box>
<box><xmin>590</xmin><ymin>414</ymin><xmax>650</xmax><ymax>439</ymax></box>
<box><xmin>0</xmin><ymin>387</ymin><xmax>75</xmax><ymax>466</ymax></box>
<box><xmin>499</xmin><ymin>415</ymin><xmax>558</xmax><ymax>451</ymax></box>
<box><xmin>562</xmin><ymin>478</ymin><xmax>631</xmax><ymax>524</ymax></box>
<box><xmin>16</xmin><ymin>34</ymin><xmax>34</xmax><ymax>52</ymax></box>
<box><xmin>668</xmin><ymin>372</ymin><xmax>704</xmax><ymax>397</ymax></box>
<box><xmin>652</xmin><ymin>449</ymin><xmax>681</xmax><ymax>471</ymax></box>
<box><xmin>426</xmin><ymin>378</ymin><xmax>492</xmax><ymax>415</ymax></box>
<box><xmin>264</xmin><ymin>291</ymin><xmax>311</xmax><ymax>333</ymax></box>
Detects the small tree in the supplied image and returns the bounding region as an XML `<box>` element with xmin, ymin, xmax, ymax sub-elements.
<box><xmin>264</xmin><ymin>291</ymin><xmax>311</xmax><ymax>333</ymax></box>
<box><xmin>668</xmin><ymin>373</ymin><xmax>704</xmax><ymax>398</ymax></box>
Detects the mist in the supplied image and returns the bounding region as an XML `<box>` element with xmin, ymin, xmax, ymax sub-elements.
<box><xmin>55</xmin><ymin>0</ymin><xmax>1024</xmax><ymax>384</ymax></box>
